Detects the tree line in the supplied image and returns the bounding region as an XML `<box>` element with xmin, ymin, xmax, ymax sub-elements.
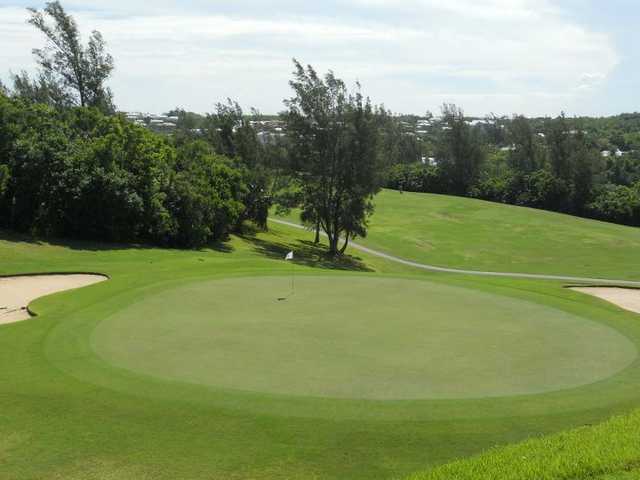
<box><xmin>385</xmin><ymin>110</ymin><xmax>640</xmax><ymax>227</ymax></box>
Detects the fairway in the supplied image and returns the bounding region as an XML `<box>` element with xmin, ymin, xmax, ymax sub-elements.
<box><xmin>276</xmin><ymin>190</ymin><xmax>640</xmax><ymax>280</ymax></box>
<box><xmin>92</xmin><ymin>276</ymin><xmax>636</xmax><ymax>400</ymax></box>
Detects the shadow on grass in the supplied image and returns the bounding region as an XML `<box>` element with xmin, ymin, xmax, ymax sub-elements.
<box><xmin>241</xmin><ymin>231</ymin><xmax>373</xmax><ymax>272</ymax></box>
<box><xmin>0</xmin><ymin>229</ymin><xmax>234</xmax><ymax>254</ymax></box>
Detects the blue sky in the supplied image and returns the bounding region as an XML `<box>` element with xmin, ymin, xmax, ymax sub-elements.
<box><xmin>0</xmin><ymin>0</ymin><xmax>637</xmax><ymax>116</ymax></box>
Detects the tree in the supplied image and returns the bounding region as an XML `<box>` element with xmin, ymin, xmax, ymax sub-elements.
<box><xmin>376</xmin><ymin>108</ymin><xmax>422</xmax><ymax>167</ymax></box>
<box><xmin>11</xmin><ymin>70</ymin><xmax>73</xmax><ymax>108</ymax></box>
<box><xmin>587</xmin><ymin>183</ymin><xmax>640</xmax><ymax>226</ymax></box>
<box><xmin>545</xmin><ymin>113</ymin><xmax>571</xmax><ymax>181</ymax></box>
<box><xmin>0</xmin><ymin>164</ymin><xmax>8</xmax><ymax>198</ymax></box>
<box><xmin>284</xmin><ymin>60</ymin><xmax>381</xmax><ymax>255</ymax></box>
<box><xmin>518</xmin><ymin>169</ymin><xmax>570</xmax><ymax>211</ymax></box>
<box><xmin>26</xmin><ymin>1</ymin><xmax>114</xmax><ymax>112</ymax></box>
<box><xmin>206</xmin><ymin>100</ymin><xmax>260</xmax><ymax>166</ymax></box>
<box><xmin>508</xmin><ymin>115</ymin><xmax>542</xmax><ymax>174</ymax></box>
<box><xmin>436</xmin><ymin>104</ymin><xmax>485</xmax><ymax>195</ymax></box>
<box><xmin>569</xmin><ymin>130</ymin><xmax>599</xmax><ymax>214</ymax></box>
<box><xmin>205</xmin><ymin>99</ymin><xmax>272</xmax><ymax>229</ymax></box>
<box><xmin>169</xmin><ymin>142</ymin><xmax>246</xmax><ymax>247</ymax></box>
<box><xmin>484</xmin><ymin>113</ymin><xmax>507</xmax><ymax>146</ymax></box>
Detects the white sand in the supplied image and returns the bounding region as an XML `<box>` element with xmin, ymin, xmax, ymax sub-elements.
<box><xmin>570</xmin><ymin>287</ymin><xmax>640</xmax><ymax>314</ymax></box>
<box><xmin>0</xmin><ymin>274</ymin><xmax>107</xmax><ymax>325</ymax></box>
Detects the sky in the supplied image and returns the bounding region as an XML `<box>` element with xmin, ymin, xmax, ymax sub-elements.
<box><xmin>0</xmin><ymin>0</ymin><xmax>638</xmax><ymax>117</ymax></box>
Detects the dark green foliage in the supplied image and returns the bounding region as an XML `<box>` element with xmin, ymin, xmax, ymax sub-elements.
<box><xmin>436</xmin><ymin>104</ymin><xmax>486</xmax><ymax>195</ymax></box>
<box><xmin>604</xmin><ymin>153</ymin><xmax>640</xmax><ymax>186</ymax></box>
<box><xmin>376</xmin><ymin>108</ymin><xmax>422</xmax><ymax>167</ymax></box>
<box><xmin>11</xmin><ymin>70</ymin><xmax>73</xmax><ymax>109</ymax></box>
<box><xmin>516</xmin><ymin>170</ymin><xmax>571</xmax><ymax>210</ymax></box>
<box><xmin>470</xmin><ymin>172</ymin><xmax>513</xmax><ymax>203</ymax></box>
<box><xmin>386</xmin><ymin>163</ymin><xmax>444</xmax><ymax>193</ymax></box>
<box><xmin>204</xmin><ymin>99</ymin><xmax>274</xmax><ymax>230</ymax></box>
<box><xmin>169</xmin><ymin>142</ymin><xmax>245</xmax><ymax>247</ymax></box>
<box><xmin>0</xmin><ymin>96</ymin><xmax>247</xmax><ymax>247</ymax></box>
<box><xmin>508</xmin><ymin>115</ymin><xmax>543</xmax><ymax>173</ymax></box>
<box><xmin>587</xmin><ymin>183</ymin><xmax>640</xmax><ymax>226</ymax></box>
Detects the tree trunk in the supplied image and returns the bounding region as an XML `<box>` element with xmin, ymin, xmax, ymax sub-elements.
<box><xmin>339</xmin><ymin>232</ymin><xmax>350</xmax><ymax>255</ymax></box>
<box><xmin>328</xmin><ymin>232</ymin><xmax>340</xmax><ymax>255</ymax></box>
<box><xmin>314</xmin><ymin>219</ymin><xmax>320</xmax><ymax>244</ymax></box>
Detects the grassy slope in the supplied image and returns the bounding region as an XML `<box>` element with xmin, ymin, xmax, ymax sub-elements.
<box><xmin>277</xmin><ymin>190</ymin><xmax>640</xmax><ymax>280</ymax></box>
<box><xmin>1</xmin><ymin>223</ymin><xmax>640</xmax><ymax>479</ymax></box>
<box><xmin>408</xmin><ymin>409</ymin><xmax>640</xmax><ymax>480</ymax></box>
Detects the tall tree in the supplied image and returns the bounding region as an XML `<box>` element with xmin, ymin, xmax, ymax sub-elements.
<box><xmin>508</xmin><ymin>115</ymin><xmax>542</xmax><ymax>174</ymax></box>
<box><xmin>205</xmin><ymin>99</ymin><xmax>272</xmax><ymax>229</ymax></box>
<box><xmin>436</xmin><ymin>104</ymin><xmax>485</xmax><ymax>195</ymax></box>
<box><xmin>284</xmin><ymin>60</ymin><xmax>381</xmax><ymax>255</ymax></box>
<box><xmin>376</xmin><ymin>108</ymin><xmax>422</xmax><ymax>167</ymax></box>
<box><xmin>11</xmin><ymin>70</ymin><xmax>72</xmax><ymax>108</ymax></box>
<box><xmin>545</xmin><ymin>113</ymin><xmax>572</xmax><ymax>181</ymax></box>
<box><xmin>26</xmin><ymin>1</ymin><xmax>114</xmax><ymax>112</ymax></box>
<box><xmin>484</xmin><ymin>113</ymin><xmax>507</xmax><ymax>146</ymax></box>
<box><xmin>0</xmin><ymin>93</ymin><xmax>13</xmax><ymax>199</ymax></box>
<box><xmin>569</xmin><ymin>130</ymin><xmax>599</xmax><ymax>214</ymax></box>
<box><xmin>206</xmin><ymin>99</ymin><xmax>260</xmax><ymax>167</ymax></box>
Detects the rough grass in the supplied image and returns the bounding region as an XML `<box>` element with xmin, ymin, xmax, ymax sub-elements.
<box><xmin>407</xmin><ymin>409</ymin><xmax>640</xmax><ymax>480</ymax></box>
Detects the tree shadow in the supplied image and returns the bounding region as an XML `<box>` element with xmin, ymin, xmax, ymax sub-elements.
<box><xmin>0</xmin><ymin>229</ymin><xmax>234</xmax><ymax>253</ymax></box>
<box><xmin>241</xmin><ymin>231</ymin><xmax>373</xmax><ymax>272</ymax></box>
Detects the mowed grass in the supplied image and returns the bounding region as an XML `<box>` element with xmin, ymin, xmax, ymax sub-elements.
<box><xmin>1</xmin><ymin>221</ymin><xmax>640</xmax><ymax>479</ymax></box>
<box><xmin>277</xmin><ymin>190</ymin><xmax>640</xmax><ymax>280</ymax></box>
<box><xmin>91</xmin><ymin>276</ymin><xmax>634</xmax><ymax>400</ymax></box>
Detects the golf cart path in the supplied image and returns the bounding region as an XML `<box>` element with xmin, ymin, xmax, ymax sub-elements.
<box><xmin>269</xmin><ymin>218</ymin><xmax>640</xmax><ymax>287</ymax></box>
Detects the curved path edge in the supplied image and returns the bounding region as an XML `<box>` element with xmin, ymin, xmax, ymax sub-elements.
<box><xmin>268</xmin><ymin>218</ymin><xmax>640</xmax><ymax>287</ymax></box>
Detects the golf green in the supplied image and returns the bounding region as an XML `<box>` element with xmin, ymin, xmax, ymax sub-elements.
<box><xmin>91</xmin><ymin>276</ymin><xmax>636</xmax><ymax>400</ymax></box>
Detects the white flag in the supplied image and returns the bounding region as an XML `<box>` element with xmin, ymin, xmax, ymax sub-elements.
<box><xmin>285</xmin><ymin>251</ymin><xmax>294</xmax><ymax>260</ymax></box>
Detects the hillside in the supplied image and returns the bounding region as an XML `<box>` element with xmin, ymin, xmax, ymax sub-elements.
<box><xmin>280</xmin><ymin>190</ymin><xmax>640</xmax><ymax>281</ymax></box>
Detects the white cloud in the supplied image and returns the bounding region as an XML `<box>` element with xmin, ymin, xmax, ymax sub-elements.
<box><xmin>0</xmin><ymin>1</ymin><xmax>620</xmax><ymax>116</ymax></box>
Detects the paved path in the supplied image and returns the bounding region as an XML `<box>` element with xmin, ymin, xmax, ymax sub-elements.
<box><xmin>269</xmin><ymin>218</ymin><xmax>640</xmax><ymax>287</ymax></box>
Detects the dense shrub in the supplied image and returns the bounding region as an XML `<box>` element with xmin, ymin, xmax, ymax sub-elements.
<box><xmin>516</xmin><ymin>169</ymin><xmax>571</xmax><ymax>211</ymax></box>
<box><xmin>587</xmin><ymin>183</ymin><xmax>640</xmax><ymax>226</ymax></box>
<box><xmin>385</xmin><ymin>163</ymin><xmax>444</xmax><ymax>193</ymax></box>
<box><xmin>0</xmin><ymin>94</ymin><xmax>247</xmax><ymax>247</ymax></box>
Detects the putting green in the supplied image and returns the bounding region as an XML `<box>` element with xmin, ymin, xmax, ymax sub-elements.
<box><xmin>91</xmin><ymin>276</ymin><xmax>636</xmax><ymax>400</ymax></box>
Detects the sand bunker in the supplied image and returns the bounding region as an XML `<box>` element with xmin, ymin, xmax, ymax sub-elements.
<box><xmin>0</xmin><ymin>274</ymin><xmax>107</xmax><ymax>325</ymax></box>
<box><xmin>571</xmin><ymin>287</ymin><xmax>640</xmax><ymax>315</ymax></box>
